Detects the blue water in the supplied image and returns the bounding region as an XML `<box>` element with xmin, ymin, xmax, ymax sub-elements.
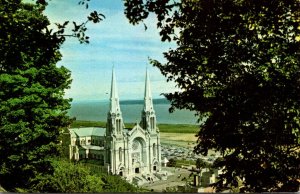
<box><xmin>68</xmin><ymin>100</ymin><xmax>198</xmax><ymax>124</ymax></box>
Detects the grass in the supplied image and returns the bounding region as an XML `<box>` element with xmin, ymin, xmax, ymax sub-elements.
<box><xmin>70</xmin><ymin>120</ymin><xmax>106</xmax><ymax>128</ymax></box>
<box><xmin>158</xmin><ymin>124</ymin><xmax>199</xmax><ymax>133</ymax></box>
<box><xmin>71</xmin><ymin>120</ymin><xmax>199</xmax><ymax>134</ymax></box>
<box><xmin>160</xmin><ymin>133</ymin><xmax>197</xmax><ymax>148</ymax></box>
<box><xmin>175</xmin><ymin>159</ymin><xmax>196</xmax><ymax>167</ymax></box>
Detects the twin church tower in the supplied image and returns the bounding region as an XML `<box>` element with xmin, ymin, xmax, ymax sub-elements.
<box><xmin>107</xmin><ymin>68</ymin><xmax>157</xmax><ymax>136</ymax></box>
<box><xmin>69</xmin><ymin>68</ymin><xmax>162</xmax><ymax>182</ymax></box>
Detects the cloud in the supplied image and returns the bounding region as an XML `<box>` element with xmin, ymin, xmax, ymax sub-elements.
<box><xmin>46</xmin><ymin>0</ymin><xmax>176</xmax><ymax>101</ymax></box>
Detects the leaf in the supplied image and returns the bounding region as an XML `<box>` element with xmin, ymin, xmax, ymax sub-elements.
<box><xmin>63</xmin><ymin>21</ymin><xmax>69</xmax><ymax>26</ymax></box>
<box><xmin>124</xmin><ymin>0</ymin><xmax>300</xmax><ymax>192</ymax></box>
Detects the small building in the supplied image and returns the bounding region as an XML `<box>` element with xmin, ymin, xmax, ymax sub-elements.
<box><xmin>69</xmin><ymin>127</ymin><xmax>106</xmax><ymax>163</ymax></box>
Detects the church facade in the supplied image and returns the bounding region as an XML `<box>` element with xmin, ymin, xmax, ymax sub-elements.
<box><xmin>68</xmin><ymin>69</ymin><xmax>162</xmax><ymax>182</ymax></box>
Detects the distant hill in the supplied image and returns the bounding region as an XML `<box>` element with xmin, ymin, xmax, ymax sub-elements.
<box><xmin>120</xmin><ymin>98</ymin><xmax>169</xmax><ymax>105</ymax></box>
<box><xmin>69</xmin><ymin>98</ymin><xmax>197</xmax><ymax>124</ymax></box>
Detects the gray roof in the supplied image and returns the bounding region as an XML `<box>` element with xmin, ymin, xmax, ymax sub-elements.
<box><xmin>70</xmin><ymin>127</ymin><xmax>106</xmax><ymax>137</ymax></box>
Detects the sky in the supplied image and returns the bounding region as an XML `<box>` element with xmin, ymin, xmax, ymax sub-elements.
<box><xmin>44</xmin><ymin>0</ymin><xmax>177</xmax><ymax>102</ymax></box>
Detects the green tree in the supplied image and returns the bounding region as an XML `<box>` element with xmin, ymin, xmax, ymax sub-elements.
<box><xmin>167</xmin><ymin>158</ymin><xmax>176</xmax><ymax>167</ymax></box>
<box><xmin>124</xmin><ymin>0</ymin><xmax>300</xmax><ymax>192</ymax></box>
<box><xmin>101</xmin><ymin>174</ymin><xmax>140</xmax><ymax>192</ymax></box>
<box><xmin>0</xmin><ymin>0</ymin><xmax>103</xmax><ymax>190</ymax></box>
<box><xmin>195</xmin><ymin>158</ymin><xmax>207</xmax><ymax>171</ymax></box>
<box><xmin>0</xmin><ymin>1</ymin><xmax>70</xmax><ymax>190</ymax></box>
<box><xmin>33</xmin><ymin>159</ymin><xmax>104</xmax><ymax>192</ymax></box>
<box><xmin>33</xmin><ymin>159</ymin><xmax>140</xmax><ymax>192</ymax></box>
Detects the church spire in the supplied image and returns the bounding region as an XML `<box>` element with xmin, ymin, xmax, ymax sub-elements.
<box><xmin>144</xmin><ymin>68</ymin><xmax>154</xmax><ymax>112</ymax></box>
<box><xmin>110</xmin><ymin>67</ymin><xmax>120</xmax><ymax>113</ymax></box>
<box><xmin>107</xmin><ymin>67</ymin><xmax>124</xmax><ymax>136</ymax></box>
<box><xmin>141</xmin><ymin>68</ymin><xmax>156</xmax><ymax>132</ymax></box>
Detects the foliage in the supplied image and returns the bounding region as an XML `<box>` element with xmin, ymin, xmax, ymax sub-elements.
<box><xmin>175</xmin><ymin>159</ymin><xmax>195</xmax><ymax>168</ymax></box>
<box><xmin>0</xmin><ymin>1</ymin><xmax>71</xmax><ymax>190</ymax></box>
<box><xmin>0</xmin><ymin>185</ymin><xmax>6</xmax><ymax>192</ymax></box>
<box><xmin>212</xmin><ymin>157</ymin><xmax>224</xmax><ymax>169</ymax></box>
<box><xmin>59</xmin><ymin>129</ymin><xmax>71</xmax><ymax>159</ymax></box>
<box><xmin>0</xmin><ymin>0</ymin><xmax>103</xmax><ymax>191</ymax></box>
<box><xmin>36</xmin><ymin>0</ymin><xmax>105</xmax><ymax>44</ymax></box>
<box><xmin>158</xmin><ymin>123</ymin><xmax>198</xmax><ymax>133</ymax></box>
<box><xmin>79</xmin><ymin>160</ymin><xmax>140</xmax><ymax>192</ymax></box>
<box><xmin>32</xmin><ymin>159</ymin><xmax>104</xmax><ymax>192</ymax></box>
<box><xmin>196</xmin><ymin>158</ymin><xmax>208</xmax><ymax>170</ymax></box>
<box><xmin>33</xmin><ymin>159</ymin><xmax>139</xmax><ymax>192</ymax></box>
<box><xmin>71</xmin><ymin>120</ymin><xmax>107</xmax><ymax>128</ymax></box>
<box><xmin>80</xmin><ymin>159</ymin><xmax>107</xmax><ymax>172</ymax></box>
<box><xmin>124</xmin><ymin>0</ymin><xmax>300</xmax><ymax>192</ymax></box>
<box><xmin>167</xmin><ymin>158</ymin><xmax>177</xmax><ymax>167</ymax></box>
<box><xmin>101</xmin><ymin>174</ymin><xmax>140</xmax><ymax>192</ymax></box>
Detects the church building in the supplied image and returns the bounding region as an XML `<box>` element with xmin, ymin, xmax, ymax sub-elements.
<box><xmin>68</xmin><ymin>69</ymin><xmax>162</xmax><ymax>183</ymax></box>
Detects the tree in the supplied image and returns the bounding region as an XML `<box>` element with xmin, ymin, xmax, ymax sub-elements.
<box><xmin>33</xmin><ymin>159</ymin><xmax>140</xmax><ymax>192</ymax></box>
<box><xmin>167</xmin><ymin>158</ymin><xmax>176</xmax><ymax>167</ymax></box>
<box><xmin>124</xmin><ymin>0</ymin><xmax>300</xmax><ymax>192</ymax></box>
<box><xmin>0</xmin><ymin>0</ymin><xmax>103</xmax><ymax>191</ymax></box>
<box><xmin>196</xmin><ymin>158</ymin><xmax>207</xmax><ymax>171</ymax></box>
<box><xmin>101</xmin><ymin>174</ymin><xmax>140</xmax><ymax>192</ymax></box>
<box><xmin>32</xmin><ymin>159</ymin><xmax>104</xmax><ymax>192</ymax></box>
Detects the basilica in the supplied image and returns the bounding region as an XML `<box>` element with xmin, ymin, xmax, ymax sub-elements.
<box><xmin>68</xmin><ymin>69</ymin><xmax>163</xmax><ymax>183</ymax></box>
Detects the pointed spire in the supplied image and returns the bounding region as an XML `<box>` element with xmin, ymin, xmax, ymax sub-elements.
<box><xmin>141</xmin><ymin>67</ymin><xmax>156</xmax><ymax>131</ymax></box>
<box><xmin>144</xmin><ymin>67</ymin><xmax>154</xmax><ymax>112</ymax></box>
<box><xmin>107</xmin><ymin>67</ymin><xmax>124</xmax><ymax>136</ymax></box>
<box><xmin>110</xmin><ymin>67</ymin><xmax>120</xmax><ymax>113</ymax></box>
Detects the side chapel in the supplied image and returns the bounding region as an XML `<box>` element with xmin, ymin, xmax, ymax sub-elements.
<box><xmin>68</xmin><ymin>68</ymin><xmax>162</xmax><ymax>182</ymax></box>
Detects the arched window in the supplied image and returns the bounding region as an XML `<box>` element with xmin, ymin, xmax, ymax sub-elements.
<box><xmin>119</xmin><ymin>147</ymin><xmax>122</xmax><ymax>162</ymax></box>
<box><xmin>153</xmin><ymin>143</ymin><xmax>156</xmax><ymax>157</ymax></box>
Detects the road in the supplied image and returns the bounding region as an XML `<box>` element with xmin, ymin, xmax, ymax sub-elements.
<box><xmin>142</xmin><ymin>167</ymin><xmax>193</xmax><ymax>192</ymax></box>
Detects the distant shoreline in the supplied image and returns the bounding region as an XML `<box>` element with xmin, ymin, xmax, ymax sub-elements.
<box><xmin>71</xmin><ymin>120</ymin><xmax>199</xmax><ymax>133</ymax></box>
<box><xmin>68</xmin><ymin>99</ymin><xmax>198</xmax><ymax>125</ymax></box>
<box><xmin>70</xmin><ymin>98</ymin><xmax>170</xmax><ymax>105</ymax></box>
